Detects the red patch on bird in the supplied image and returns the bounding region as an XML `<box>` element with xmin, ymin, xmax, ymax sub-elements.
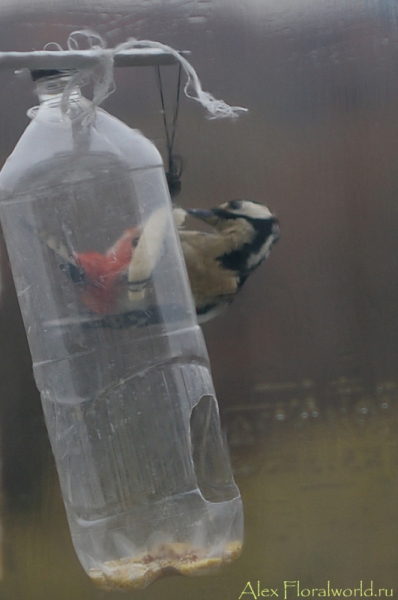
<box><xmin>73</xmin><ymin>227</ymin><xmax>141</xmax><ymax>314</ymax></box>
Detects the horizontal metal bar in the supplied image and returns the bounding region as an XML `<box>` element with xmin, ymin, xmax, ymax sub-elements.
<box><xmin>114</xmin><ymin>48</ymin><xmax>190</xmax><ymax>67</ymax></box>
<box><xmin>0</xmin><ymin>48</ymin><xmax>190</xmax><ymax>71</ymax></box>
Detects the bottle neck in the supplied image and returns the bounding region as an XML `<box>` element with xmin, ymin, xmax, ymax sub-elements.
<box><xmin>32</xmin><ymin>73</ymin><xmax>94</xmax><ymax>153</ymax></box>
<box><xmin>35</xmin><ymin>74</ymin><xmax>82</xmax><ymax>106</ymax></box>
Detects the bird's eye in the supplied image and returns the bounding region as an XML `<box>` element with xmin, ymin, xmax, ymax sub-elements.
<box><xmin>229</xmin><ymin>200</ymin><xmax>242</xmax><ymax>210</ymax></box>
<box><xmin>132</xmin><ymin>236</ymin><xmax>140</xmax><ymax>248</ymax></box>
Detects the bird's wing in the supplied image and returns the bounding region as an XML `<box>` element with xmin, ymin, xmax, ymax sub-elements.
<box><xmin>179</xmin><ymin>231</ymin><xmax>239</xmax><ymax>309</ymax></box>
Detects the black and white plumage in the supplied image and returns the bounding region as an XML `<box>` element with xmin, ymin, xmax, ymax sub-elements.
<box><xmin>176</xmin><ymin>199</ymin><xmax>280</xmax><ymax>323</ymax></box>
<box><xmin>34</xmin><ymin>199</ymin><xmax>279</xmax><ymax>329</ymax></box>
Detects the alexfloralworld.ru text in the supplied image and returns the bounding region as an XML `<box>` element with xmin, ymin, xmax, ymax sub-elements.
<box><xmin>238</xmin><ymin>581</ymin><xmax>393</xmax><ymax>599</ymax></box>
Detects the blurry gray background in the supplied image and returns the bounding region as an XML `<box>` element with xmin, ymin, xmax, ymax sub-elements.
<box><xmin>1</xmin><ymin>1</ymin><xmax>398</xmax><ymax>598</ymax></box>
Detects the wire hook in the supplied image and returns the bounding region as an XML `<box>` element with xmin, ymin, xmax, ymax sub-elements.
<box><xmin>156</xmin><ymin>63</ymin><xmax>183</xmax><ymax>197</ymax></box>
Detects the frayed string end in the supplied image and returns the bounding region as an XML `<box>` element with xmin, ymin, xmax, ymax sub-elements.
<box><xmin>120</xmin><ymin>38</ymin><xmax>248</xmax><ymax>119</ymax></box>
<box><xmin>191</xmin><ymin>89</ymin><xmax>248</xmax><ymax>119</ymax></box>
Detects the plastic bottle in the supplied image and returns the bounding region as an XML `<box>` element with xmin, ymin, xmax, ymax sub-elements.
<box><xmin>0</xmin><ymin>71</ymin><xmax>243</xmax><ymax>590</ymax></box>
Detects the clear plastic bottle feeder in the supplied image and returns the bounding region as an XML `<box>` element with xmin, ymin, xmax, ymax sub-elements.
<box><xmin>0</xmin><ymin>38</ymin><xmax>245</xmax><ymax>591</ymax></box>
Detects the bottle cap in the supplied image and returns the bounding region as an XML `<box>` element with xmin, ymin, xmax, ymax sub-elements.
<box><xmin>30</xmin><ymin>69</ymin><xmax>70</xmax><ymax>81</ymax></box>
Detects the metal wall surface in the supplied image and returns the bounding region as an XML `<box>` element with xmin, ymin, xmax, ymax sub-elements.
<box><xmin>1</xmin><ymin>1</ymin><xmax>398</xmax><ymax>598</ymax></box>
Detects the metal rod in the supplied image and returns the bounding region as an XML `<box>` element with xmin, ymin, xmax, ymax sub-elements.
<box><xmin>0</xmin><ymin>48</ymin><xmax>190</xmax><ymax>71</ymax></box>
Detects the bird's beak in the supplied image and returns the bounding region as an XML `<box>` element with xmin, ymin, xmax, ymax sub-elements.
<box><xmin>186</xmin><ymin>208</ymin><xmax>216</xmax><ymax>224</ymax></box>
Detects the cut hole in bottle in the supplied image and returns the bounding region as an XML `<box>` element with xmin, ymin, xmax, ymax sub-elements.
<box><xmin>190</xmin><ymin>395</ymin><xmax>239</xmax><ymax>503</ymax></box>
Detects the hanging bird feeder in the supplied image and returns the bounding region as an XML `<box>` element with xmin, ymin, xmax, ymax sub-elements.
<box><xmin>0</xmin><ymin>32</ymin><xmax>246</xmax><ymax>591</ymax></box>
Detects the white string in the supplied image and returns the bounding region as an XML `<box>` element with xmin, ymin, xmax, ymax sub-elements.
<box><xmin>43</xmin><ymin>42</ymin><xmax>64</xmax><ymax>52</ymax></box>
<box><xmin>114</xmin><ymin>38</ymin><xmax>248</xmax><ymax>120</ymax></box>
<box><xmin>38</xmin><ymin>30</ymin><xmax>248</xmax><ymax>121</ymax></box>
<box><xmin>60</xmin><ymin>30</ymin><xmax>115</xmax><ymax>117</ymax></box>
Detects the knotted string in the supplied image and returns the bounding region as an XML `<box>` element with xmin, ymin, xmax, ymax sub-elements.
<box><xmin>59</xmin><ymin>30</ymin><xmax>115</xmax><ymax>117</ymax></box>
<box><xmin>39</xmin><ymin>30</ymin><xmax>248</xmax><ymax>121</ymax></box>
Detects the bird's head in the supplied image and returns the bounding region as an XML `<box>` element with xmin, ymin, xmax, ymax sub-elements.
<box><xmin>187</xmin><ymin>199</ymin><xmax>278</xmax><ymax>232</ymax></box>
<box><xmin>187</xmin><ymin>199</ymin><xmax>280</xmax><ymax>272</ymax></box>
